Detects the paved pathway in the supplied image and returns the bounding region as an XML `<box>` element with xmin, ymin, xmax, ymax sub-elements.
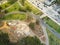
<box><xmin>5</xmin><ymin>11</ymin><xmax>25</xmax><ymax>16</ymax></box>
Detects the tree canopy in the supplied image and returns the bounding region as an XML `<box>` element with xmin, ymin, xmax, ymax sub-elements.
<box><xmin>18</xmin><ymin>36</ymin><xmax>44</xmax><ymax>45</ymax></box>
<box><xmin>53</xmin><ymin>0</ymin><xmax>60</xmax><ymax>4</ymax></box>
<box><xmin>56</xmin><ymin>0</ymin><xmax>60</xmax><ymax>4</ymax></box>
<box><xmin>0</xmin><ymin>31</ymin><xmax>17</xmax><ymax>45</ymax></box>
<box><xmin>7</xmin><ymin>0</ymin><xmax>17</xmax><ymax>4</ymax></box>
<box><xmin>29</xmin><ymin>22</ymin><xmax>35</xmax><ymax>30</ymax></box>
<box><xmin>0</xmin><ymin>31</ymin><xmax>10</xmax><ymax>45</ymax></box>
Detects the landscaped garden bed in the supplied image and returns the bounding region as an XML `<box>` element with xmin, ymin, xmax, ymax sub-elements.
<box><xmin>0</xmin><ymin>13</ymin><xmax>26</xmax><ymax>20</ymax></box>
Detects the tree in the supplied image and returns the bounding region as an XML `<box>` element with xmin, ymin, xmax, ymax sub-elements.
<box><xmin>53</xmin><ymin>0</ymin><xmax>60</xmax><ymax>4</ymax></box>
<box><xmin>4</xmin><ymin>10</ymin><xmax>8</xmax><ymax>13</ymax></box>
<box><xmin>29</xmin><ymin>22</ymin><xmax>35</xmax><ymax>30</ymax></box>
<box><xmin>56</xmin><ymin>0</ymin><xmax>60</xmax><ymax>4</ymax></box>
<box><xmin>0</xmin><ymin>31</ymin><xmax>10</xmax><ymax>45</ymax></box>
<box><xmin>26</xmin><ymin>6</ymin><xmax>32</xmax><ymax>12</ymax></box>
<box><xmin>18</xmin><ymin>36</ymin><xmax>44</xmax><ymax>45</ymax></box>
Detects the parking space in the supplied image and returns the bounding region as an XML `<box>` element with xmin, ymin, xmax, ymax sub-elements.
<box><xmin>28</xmin><ymin>0</ymin><xmax>60</xmax><ymax>25</ymax></box>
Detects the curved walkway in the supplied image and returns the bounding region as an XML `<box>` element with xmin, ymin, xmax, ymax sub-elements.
<box><xmin>5</xmin><ymin>11</ymin><xmax>25</xmax><ymax>16</ymax></box>
<box><xmin>3</xmin><ymin>11</ymin><xmax>49</xmax><ymax>45</ymax></box>
<box><xmin>0</xmin><ymin>0</ymin><xmax>49</xmax><ymax>44</ymax></box>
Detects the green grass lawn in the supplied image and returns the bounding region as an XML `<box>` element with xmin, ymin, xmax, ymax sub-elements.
<box><xmin>5</xmin><ymin>2</ymin><xmax>22</xmax><ymax>13</ymax></box>
<box><xmin>44</xmin><ymin>17</ymin><xmax>60</xmax><ymax>33</ymax></box>
<box><xmin>0</xmin><ymin>2</ymin><xmax>13</xmax><ymax>10</ymax></box>
<box><xmin>0</xmin><ymin>13</ymin><xmax>26</xmax><ymax>20</ymax></box>
<box><xmin>46</xmin><ymin>29</ymin><xmax>60</xmax><ymax>45</ymax></box>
